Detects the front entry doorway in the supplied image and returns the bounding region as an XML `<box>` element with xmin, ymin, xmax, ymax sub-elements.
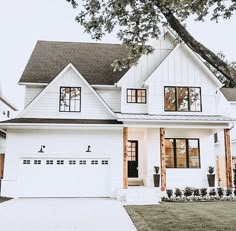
<box><xmin>128</xmin><ymin>140</ymin><xmax>138</xmax><ymax>178</ymax></box>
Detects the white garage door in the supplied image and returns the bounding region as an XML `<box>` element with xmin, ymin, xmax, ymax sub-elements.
<box><xmin>18</xmin><ymin>157</ymin><xmax>110</xmax><ymax>197</ymax></box>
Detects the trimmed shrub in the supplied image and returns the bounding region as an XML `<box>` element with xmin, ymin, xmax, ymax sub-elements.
<box><xmin>193</xmin><ymin>188</ymin><xmax>200</xmax><ymax>196</ymax></box>
<box><xmin>226</xmin><ymin>188</ymin><xmax>232</xmax><ymax>196</ymax></box>
<box><xmin>200</xmin><ymin>188</ymin><xmax>207</xmax><ymax>197</ymax></box>
<box><xmin>217</xmin><ymin>187</ymin><xmax>224</xmax><ymax>197</ymax></box>
<box><xmin>184</xmin><ymin>187</ymin><xmax>193</xmax><ymax>197</ymax></box>
<box><xmin>209</xmin><ymin>188</ymin><xmax>216</xmax><ymax>196</ymax></box>
<box><xmin>166</xmin><ymin>189</ymin><xmax>173</xmax><ymax>199</ymax></box>
<box><xmin>175</xmin><ymin>188</ymin><xmax>182</xmax><ymax>197</ymax></box>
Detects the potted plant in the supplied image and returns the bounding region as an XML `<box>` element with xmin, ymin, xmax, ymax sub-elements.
<box><xmin>207</xmin><ymin>166</ymin><xmax>215</xmax><ymax>187</ymax></box>
<box><xmin>153</xmin><ymin>166</ymin><xmax>160</xmax><ymax>187</ymax></box>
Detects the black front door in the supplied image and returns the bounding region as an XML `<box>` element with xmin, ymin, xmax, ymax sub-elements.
<box><xmin>128</xmin><ymin>140</ymin><xmax>138</xmax><ymax>178</ymax></box>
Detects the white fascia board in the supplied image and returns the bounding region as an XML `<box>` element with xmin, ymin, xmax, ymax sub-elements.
<box><xmin>2</xmin><ymin>123</ymin><xmax>123</xmax><ymax>130</ymax></box>
<box><xmin>18</xmin><ymin>82</ymin><xmax>48</xmax><ymax>86</ymax></box>
<box><xmin>182</xmin><ymin>44</ymin><xmax>223</xmax><ymax>88</ymax></box>
<box><xmin>17</xmin><ymin>63</ymin><xmax>116</xmax><ymax>118</ymax></box>
<box><xmin>121</xmin><ymin>121</ymin><xmax>232</xmax><ymax>129</ymax></box>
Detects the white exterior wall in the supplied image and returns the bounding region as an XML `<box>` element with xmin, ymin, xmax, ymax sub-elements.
<box><xmin>21</xmin><ymin>68</ymin><xmax>114</xmax><ymax>119</ymax></box>
<box><xmin>146</xmin><ymin>45</ymin><xmax>220</xmax><ymax>115</ymax></box>
<box><xmin>127</xmin><ymin>128</ymin><xmax>215</xmax><ymax>189</ymax></box>
<box><xmin>165</xmin><ymin>129</ymin><xmax>216</xmax><ymax>189</ymax></box>
<box><xmin>96</xmin><ymin>88</ymin><xmax>121</xmax><ymax>112</ymax></box>
<box><xmin>119</xmin><ymin>34</ymin><xmax>175</xmax><ymax>114</ymax></box>
<box><xmin>1</xmin><ymin>128</ymin><xmax>123</xmax><ymax>198</ymax></box>
<box><xmin>24</xmin><ymin>85</ymin><xmax>45</xmax><ymax>107</ymax></box>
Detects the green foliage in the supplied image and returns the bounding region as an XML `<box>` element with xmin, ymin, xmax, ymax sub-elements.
<box><xmin>226</xmin><ymin>188</ymin><xmax>232</xmax><ymax>196</ymax></box>
<box><xmin>166</xmin><ymin>189</ymin><xmax>173</xmax><ymax>198</ymax></box>
<box><xmin>209</xmin><ymin>188</ymin><xmax>216</xmax><ymax>196</ymax></box>
<box><xmin>66</xmin><ymin>0</ymin><xmax>236</xmax><ymax>72</ymax></box>
<box><xmin>200</xmin><ymin>188</ymin><xmax>207</xmax><ymax>197</ymax></box>
<box><xmin>208</xmin><ymin>166</ymin><xmax>214</xmax><ymax>174</ymax></box>
<box><xmin>154</xmin><ymin>166</ymin><xmax>159</xmax><ymax>174</ymax></box>
<box><xmin>193</xmin><ymin>188</ymin><xmax>200</xmax><ymax>196</ymax></box>
<box><xmin>217</xmin><ymin>187</ymin><xmax>224</xmax><ymax>198</ymax></box>
<box><xmin>184</xmin><ymin>187</ymin><xmax>193</xmax><ymax>197</ymax></box>
<box><xmin>175</xmin><ymin>188</ymin><xmax>182</xmax><ymax>197</ymax></box>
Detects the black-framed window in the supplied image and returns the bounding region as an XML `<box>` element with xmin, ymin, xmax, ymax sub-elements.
<box><xmin>164</xmin><ymin>87</ymin><xmax>201</xmax><ymax>112</ymax></box>
<box><xmin>127</xmin><ymin>89</ymin><xmax>146</xmax><ymax>104</ymax></box>
<box><xmin>165</xmin><ymin>138</ymin><xmax>200</xmax><ymax>168</ymax></box>
<box><xmin>59</xmin><ymin>87</ymin><xmax>81</xmax><ymax>112</ymax></box>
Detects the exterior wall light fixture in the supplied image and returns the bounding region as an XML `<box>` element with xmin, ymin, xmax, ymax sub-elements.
<box><xmin>86</xmin><ymin>145</ymin><xmax>91</xmax><ymax>152</ymax></box>
<box><xmin>38</xmin><ymin>145</ymin><xmax>46</xmax><ymax>153</ymax></box>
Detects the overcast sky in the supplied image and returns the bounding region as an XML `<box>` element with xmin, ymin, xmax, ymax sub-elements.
<box><xmin>0</xmin><ymin>0</ymin><xmax>236</xmax><ymax>110</ymax></box>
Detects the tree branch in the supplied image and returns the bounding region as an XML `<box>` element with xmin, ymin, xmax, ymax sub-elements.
<box><xmin>160</xmin><ymin>8</ymin><xmax>236</xmax><ymax>86</ymax></box>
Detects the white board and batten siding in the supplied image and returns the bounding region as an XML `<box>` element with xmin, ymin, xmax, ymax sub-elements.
<box><xmin>21</xmin><ymin>67</ymin><xmax>114</xmax><ymax>119</ymax></box>
<box><xmin>119</xmin><ymin>33</ymin><xmax>175</xmax><ymax>114</ymax></box>
<box><xmin>2</xmin><ymin>128</ymin><xmax>123</xmax><ymax>198</ymax></box>
<box><xmin>146</xmin><ymin>45</ymin><xmax>221</xmax><ymax>115</ymax></box>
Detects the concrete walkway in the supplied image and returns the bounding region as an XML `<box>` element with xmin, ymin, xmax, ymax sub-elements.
<box><xmin>0</xmin><ymin>198</ymin><xmax>136</xmax><ymax>231</ymax></box>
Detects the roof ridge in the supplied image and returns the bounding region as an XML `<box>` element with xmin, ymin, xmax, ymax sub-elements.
<box><xmin>37</xmin><ymin>40</ymin><xmax>123</xmax><ymax>46</ymax></box>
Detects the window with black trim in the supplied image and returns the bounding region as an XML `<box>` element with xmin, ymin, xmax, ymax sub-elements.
<box><xmin>127</xmin><ymin>89</ymin><xmax>146</xmax><ymax>104</ymax></box>
<box><xmin>60</xmin><ymin>87</ymin><xmax>81</xmax><ymax>112</ymax></box>
<box><xmin>164</xmin><ymin>87</ymin><xmax>201</xmax><ymax>112</ymax></box>
<box><xmin>165</xmin><ymin>138</ymin><xmax>200</xmax><ymax>168</ymax></box>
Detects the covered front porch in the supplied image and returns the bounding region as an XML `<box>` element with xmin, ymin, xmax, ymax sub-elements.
<box><xmin>118</xmin><ymin>114</ymin><xmax>235</xmax><ymax>203</ymax></box>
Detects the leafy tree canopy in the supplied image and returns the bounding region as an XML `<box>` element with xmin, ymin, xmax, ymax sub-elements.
<box><xmin>66</xmin><ymin>0</ymin><xmax>236</xmax><ymax>86</ymax></box>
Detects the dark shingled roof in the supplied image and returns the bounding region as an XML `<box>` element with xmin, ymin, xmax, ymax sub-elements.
<box><xmin>19</xmin><ymin>41</ymin><xmax>130</xmax><ymax>85</ymax></box>
<box><xmin>220</xmin><ymin>88</ymin><xmax>236</xmax><ymax>101</ymax></box>
<box><xmin>0</xmin><ymin>118</ymin><xmax>122</xmax><ymax>125</ymax></box>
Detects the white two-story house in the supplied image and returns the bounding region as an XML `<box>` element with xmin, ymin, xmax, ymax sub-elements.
<box><xmin>0</xmin><ymin>31</ymin><xmax>235</xmax><ymax>202</ymax></box>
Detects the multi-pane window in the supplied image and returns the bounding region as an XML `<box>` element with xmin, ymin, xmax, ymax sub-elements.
<box><xmin>164</xmin><ymin>87</ymin><xmax>201</xmax><ymax>112</ymax></box>
<box><xmin>60</xmin><ymin>87</ymin><xmax>81</xmax><ymax>112</ymax></box>
<box><xmin>127</xmin><ymin>89</ymin><xmax>146</xmax><ymax>104</ymax></box>
<box><xmin>165</xmin><ymin>138</ymin><xmax>200</xmax><ymax>168</ymax></box>
<box><xmin>128</xmin><ymin>141</ymin><xmax>138</xmax><ymax>161</ymax></box>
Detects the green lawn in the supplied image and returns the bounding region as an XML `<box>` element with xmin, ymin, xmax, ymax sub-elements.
<box><xmin>125</xmin><ymin>202</ymin><xmax>236</xmax><ymax>231</ymax></box>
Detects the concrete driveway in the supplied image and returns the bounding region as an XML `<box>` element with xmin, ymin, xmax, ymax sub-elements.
<box><xmin>0</xmin><ymin>198</ymin><xmax>136</xmax><ymax>231</ymax></box>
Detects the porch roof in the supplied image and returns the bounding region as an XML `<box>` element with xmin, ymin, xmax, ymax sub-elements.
<box><xmin>116</xmin><ymin>113</ymin><xmax>235</xmax><ymax>122</ymax></box>
<box><xmin>116</xmin><ymin>113</ymin><xmax>235</xmax><ymax>128</ymax></box>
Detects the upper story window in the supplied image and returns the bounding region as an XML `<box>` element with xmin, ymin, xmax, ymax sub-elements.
<box><xmin>165</xmin><ymin>138</ymin><xmax>200</xmax><ymax>168</ymax></box>
<box><xmin>59</xmin><ymin>87</ymin><xmax>81</xmax><ymax>112</ymax></box>
<box><xmin>164</xmin><ymin>87</ymin><xmax>201</xmax><ymax>112</ymax></box>
<box><xmin>127</xmin><ymin>89</ymin><xmax>146</xmax><ymax>104</ymax></box>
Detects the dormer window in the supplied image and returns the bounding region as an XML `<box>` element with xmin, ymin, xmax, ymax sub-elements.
<box><xmin>164</xmin><ymin>86</ymin><xmax>201</xmax><ymax>112</ymax></box>
<box><xmin>127</xmin><ymin>89</ymin><xmax>146</xmax><ymax>104</ymax></box>
<box><xmin>59</xmin><ymin>87</ymin><xmax>81</xmax><ymax>112</ymax></box>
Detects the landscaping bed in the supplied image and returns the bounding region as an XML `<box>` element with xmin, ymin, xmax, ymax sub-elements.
<box><xmin>125</xmin><ymin>202</ymin><xmax>236</xmax><ymax>231</ymax></box>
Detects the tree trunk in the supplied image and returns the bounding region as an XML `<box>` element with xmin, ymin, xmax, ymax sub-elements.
<box><xmin>159</xmin><ymin>7</ymin><xmax>236</xmax><ymax>86</ymax></box>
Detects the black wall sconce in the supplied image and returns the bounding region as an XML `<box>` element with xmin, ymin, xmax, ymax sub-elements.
<box><xmin>38</xmin><ymin>145</ymin><xmax>46</xmax><ymax>153</ymax></box>
<box><xmin>86</xmin><ymin>145</ymin><xmax>91</xmax><ymax>152</ymax></box>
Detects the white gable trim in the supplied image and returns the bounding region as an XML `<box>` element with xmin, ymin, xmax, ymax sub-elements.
<box><xmin>143</xmin><ymin>44</ymin><xmax>180</xmax><ymax>84</ymax></box>
<box><xmin>144</xmin><ymin>43</ymin><xmax>223</xmax><ymax>87</ymax></box>
<box><xmin>116</xmin><ymin>30</ymin><xmax>176</xmax><ymax>87</ymax></box>
<box><xmin>17</xmin><ymin>63</ymin><xmax>116</xmax><ymax>118</ymax></box>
